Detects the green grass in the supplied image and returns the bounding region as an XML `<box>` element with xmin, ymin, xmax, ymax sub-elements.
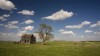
<box><xmin>0</xmin><ymin>41</ymin><xmax>100</xmax><ymax>56</ymax></box>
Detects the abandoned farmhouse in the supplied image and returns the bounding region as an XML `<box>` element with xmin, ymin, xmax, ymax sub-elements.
<box><xmin>20</xmin><ymin>34</ymin><xmax>36</xmax><ymax>44</ymax></box>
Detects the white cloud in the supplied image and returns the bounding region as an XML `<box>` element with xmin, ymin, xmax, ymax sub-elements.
<box><xmin>18</xmin><ymin>31</ymin><xmax>27</xmax><ymax>34</ymax></box>
<box><xmin>94</xmin><ymin>32</ymin><xmax>100</xmax><ymax>35</ymax></box>
<box><xmin>65</xmin><ymin>25</ymin><xmax>83</xmax><ymax>29</ymax></box>
<box><xmin>2</xmin><ymin>33</ymin><xmax>13</xmax><ymax>37</ymax></box>
<box><xmin>17</xmin><ymin>30</ymin><xmax>27</xmax><ymax>36</ymax></box>
<box><xmin>81</xmin><ymin>21</ymin><xmax>91</xmax><ymax>25</ymax></box>
<box><xmin>84</xmin><ymin>30</ymin><xmax>93</xmax><ymax>33</ymax></box>
<box><xmin>0</xmin><ymin>16</ymin><xmax>7</xmax><ymax>21</ymax></box>
<box><xmin>9</xmin><ymin>21</ymin><xmax>19</xmax><ymax>24</ymax></box>
<box><xmin>0</xmin><ymin>0</ymin><xmax>16</xmax><ymax>10</ymax></box>
<box><xmin>59</xmin><ymin>29</ymin><xmax>75</xmax><ymax>35</ymax></box>
<box><xmin>24</xmin><ymin>26</ymin><xmax>34</xmax><ymax>31</ymax></box>
<box><xmin>0</xmin><ymin>32</ymin><xmax>20</xmax><ymax>41</ymax></box>
<box><xmin>90</xmin><ymin>21</ymin><xmax>100</xmax><ymax>27</ymax></box>
<box><xmin>43</xmin><ymin>9</ymin><xmax>73</xmax><ymax>20</ymax></box>
<box><xmin>0</xmin><ymin>14</ymin><xmax>10</xmax><ymax>21</ymax></box>
<box><xmin>3</xmin><ymin>14</ymin><xmax>10</xmax><ymax>17</ymax></box>
<box><xmin>4</xmin><ymin>21</ymin><xmax>19</xmax><ymax>29</ymax></box>
<box><xmin>90</xmin><ymin>24</ymin><xmax>97</xmax><ymax>27</ymax></box>
<box><xmin>4</xmin><ymin>24</ymin><xmax>19</xmax><ymax>29</ymax></box>
<box><xmin>61</xmin><ymin>30</ymin><xmax>75</xmax><ymax>35</ymax></box>
<box><xmin>0</xmin><ymin>24</ymin><xmax>3</xmax><ymax>26</ymax></box>
<box><xmin>17</xmin><ymin>25</ymin><xmax>34</xmax><ymax>36</ymax></box>
<box><xmin>24</xmin><ymin>19</ymin><xmax>34</xmax><ymax>24</ymax></box>
<box><xmin>65</xmin><ymin>21</ymin><xmax>91</xmax><ymax>29</ymax></box>
<box><xmin>18</xmin><ymin>10</ymin><xmax>35</xmax><ymax>15</ymax></box>
<box><xmin>59</xmin><ymin>29</ymin><xmax>64</xmax><ymax>32</ymax></box>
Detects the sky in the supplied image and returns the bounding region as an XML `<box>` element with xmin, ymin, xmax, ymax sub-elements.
<box><xmin>0</xmin><ymin>0</ymin><xmax>100</xmax><ymax>41</ymax></box>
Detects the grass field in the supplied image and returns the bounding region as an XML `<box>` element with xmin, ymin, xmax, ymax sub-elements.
<box><xmin>0</xmin><ymin>41</ymin><xmax>100</xmax><ymax>56</ymax></box>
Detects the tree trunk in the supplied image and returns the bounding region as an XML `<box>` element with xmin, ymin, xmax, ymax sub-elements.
<box><xmin>42</xmin><ymin>39</ymin><xmax>45</xmax><ymax>45</ymax></box>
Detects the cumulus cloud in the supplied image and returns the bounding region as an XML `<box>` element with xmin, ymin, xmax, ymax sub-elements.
<box><xmin>9</xmin><ymin>21</ymin><xmax>19</xmax><ymax>24</ymax></box>
<box><xmin>0</xmin><ymin>14</ymin><xmax>10</xmax><ymax>21</ymax></box>
<box><xmin>0</xmin><ymin>32</ymin><xmax>20</xmax><ymax>41</ymax></box>
<box><xmin>4</xmin><ymin>24</ymin><xmax>19</xmax><ymax>29</ymax></box>
<box><xmin>3</xmin><ymin>14</ymin><xmax>10</xmax><ymax>17</ymax></box>
<box><xmin>17</xmin><ymin>30</ymin><xmax>27</xmax><ymax>37</ymax></box>
<box><xmin>81</xmin><ymin>21</ymin><xmax>91</xmax><ymax>25</ymax></box>
<box><xmin>0</xmin><ymin>16</ymin><xmax>7</xmax><ymax>21</ymax></box>
<box><xmin>17</xmin><ymin>25</ymin><xmax>34</xmax><ymax>36</ymax></box>
<box><xmin>61</xmin><ymin>31</ymin><xmax>75</xmax><ymax>35</ymax></box>
<box><xmin>24</xmin><ymin>19</ymin><xmax>34</xmax><ymax>24</ymax></box>
<box><xmin>4</xmin><ymin>21</ymin><xmax>19</xmax><ymax>29</ymax></box>
<box><xmin>65</xmin><ymin>21</ymin><xmax>91</xmax><ymax>29</ymax></box>
<box><xmin>59</xmin><ymin>29</ymin><xmax>64</xmax><ymax>32</ymax></box>
<box><xmin>90</xmin><ymin>21</ymin><xmax>100</xmax><ymax>27</ymax></box>
<box><xmin>18</xmin><ymin>10</ymin><xmax>35</xmax><ymax>15</ymax></box>
<box><xmin>65</xmin><ymin>25</ymin><xmax>83</xmax><ymax>29</ymax></box>
<box><xmin>0</xmin><ymin>0</ymin><xmax>16</xmax><ymax>10</ymax></box>
<box><xmin>59</xmin><ymin>29</ymin><xmax>75</xmax><ymax>35</ymax></box>
<box><xmin>43</xmin><ymin>9</ymin><xmax>73</xmax><ymax>20</ymax></box>
<box><xmin>24</xmin><ymin>26</ymin><xmax>34</xmax><ymax>31</ymax></box>
<box><xmin>0</xmin><ymin>24</ymin><xmax>3</xmax><ymax>26</ymax></box>
<box><xmin>1</xmin><ymin>32</ymin><xmax>13</xmax><ymax>37</ymax></box>
<box><xmin>84</xmin><ymin>30</ymin><xmax>93</xmax><ymax>33</ymax></box>
<box><xmin>94</xmin><ymin>32</ymin><xmax>100</xmax><ymax>35</ymax></box>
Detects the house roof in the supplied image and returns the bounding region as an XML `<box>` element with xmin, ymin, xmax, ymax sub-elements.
<box><xmin>22</xmin><ymin>34</ymin><xmax>35</xmax><ymax>38</ymax></box>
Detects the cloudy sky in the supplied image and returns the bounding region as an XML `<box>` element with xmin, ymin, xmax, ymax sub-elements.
<box><xmin>0</xmin><ymin>0</ymin><xmax>100</xmax><ymax>41</ymax></box>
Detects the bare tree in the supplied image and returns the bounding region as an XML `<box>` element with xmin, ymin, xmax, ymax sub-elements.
<box><xmin>38</xmin><ymin>23</ymin><xmax>53</xmax><ymax>45</ymax></box>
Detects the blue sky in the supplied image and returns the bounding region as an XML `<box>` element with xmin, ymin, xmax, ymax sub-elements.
<box><xmin>0</xmin><ymin>0</ymin><xmax>100</xmax><ymax>41</ymax></box>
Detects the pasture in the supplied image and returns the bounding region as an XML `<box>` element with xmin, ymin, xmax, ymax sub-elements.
<box><xmin>0</xmin><ymin>41</ymin><xmax>100</xmax><ymax>56</ymax></box>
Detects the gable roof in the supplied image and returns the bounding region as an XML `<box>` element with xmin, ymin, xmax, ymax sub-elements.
<box><xmin>22</xmin><ymin>34</ymin><xmax>34</xmax><ymax>38</ymax></box>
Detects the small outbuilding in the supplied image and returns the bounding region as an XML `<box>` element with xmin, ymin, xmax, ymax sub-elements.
<box><xmin>20</xmin><ymin>34</ymin><xmax>36</xmax><ymax>44</ymax></box>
